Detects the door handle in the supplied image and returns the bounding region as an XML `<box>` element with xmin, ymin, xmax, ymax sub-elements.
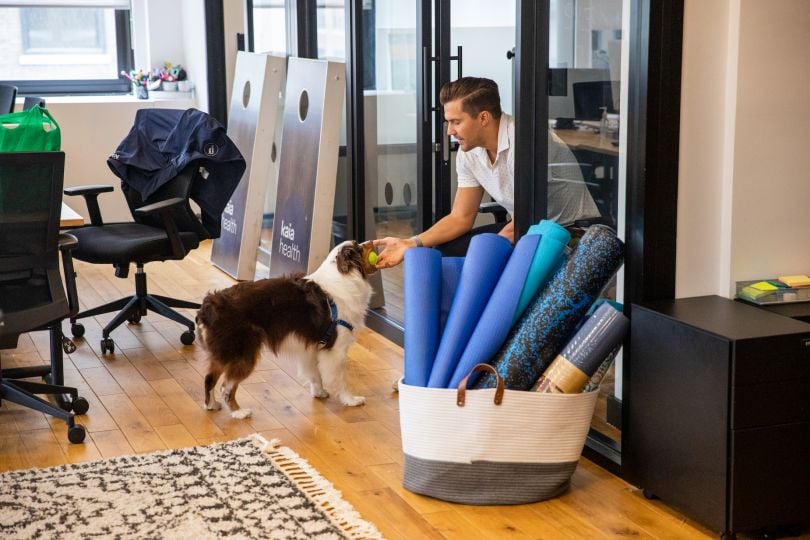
<box><xmin>442</xmin><ymin>121</ymin><xmax>449</xmax><ymax>162</ymax></box>
<box><xmin>422</xmin><ymin>46</ymin><xmax>430</xmax><ymax>123</ymax></box>
<box><xmin>450</xmin><ymin>46</ymin><xmax>463</xmax><ymax>80</ymax></box>
<box><xmin>507</xmin><ymin>47</ymin><xmax>515</xmax><ymax>60</ymax></box>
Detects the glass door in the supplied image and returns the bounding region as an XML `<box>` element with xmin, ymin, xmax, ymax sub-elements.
<box><xmin>367</xmin><ymin>0</ymin><xmax>517</xmax><ymax>326</ymax></box>
<box><xmin>363</xmin><ymin>0</ymin><xmax>420</xmax><ymax>324</ymax></box>
<box><xmin>546</xmin><ymin>0</ymin><xmax>628</xmax><ymax>446</ymax></box>
<box><xmin>436</xmin><ymin>1</ymin><xmax>517</xmax><ymax>225</ymax></box>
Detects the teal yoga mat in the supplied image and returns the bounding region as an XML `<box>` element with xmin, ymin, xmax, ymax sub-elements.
<box><xmin>403</xmin><ymin>248</ymin><xmax>442</xmax><ymax>387</ymax></box>
<box><xmin>447</xmin><ymin>233</ymin><xmax>541</xmax><ymax>388</ymax></box>
<box><xmin>427</xmin><ymin>234</ymin><xmax>513</xmax><ymax>388</ymax></box>
<box><xmin>513</xmin><ymin>220</ymin><xmax>571</xmax><ymax>324</ymax></box>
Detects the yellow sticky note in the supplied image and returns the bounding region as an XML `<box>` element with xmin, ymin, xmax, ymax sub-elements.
<box><xmin>750</xmin><ymin>281</ymin><xmax>778</xmax><ymax>291</ymax></box>
<box><xmin>778</xmin><ymin>275</ymin><xmax>810</xmax><ymax>288</ymax></box>
<box><xmin>739</xmin><ymin>286</ymin><xmax>771</xmax><ymax>301</ymax></box>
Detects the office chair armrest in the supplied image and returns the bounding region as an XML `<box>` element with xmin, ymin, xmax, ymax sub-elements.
<box><xmin>134</xmin><ymin>197</ymin><xmax>187</xmax><ymax>259</ymax></box>
<box><xmin>64</xmin><ymin>185</ymin><xmax>114</xmax><ymax>226</ymax></box>
<box><xmin>479</xmin><ymin>201</ymin><xmax>509</xmax><ymax>223</ymax></box>
<box><xmin>58</xmin><ymin>233</ymin><xmax>80</xmax><ymax>317</ymax></box>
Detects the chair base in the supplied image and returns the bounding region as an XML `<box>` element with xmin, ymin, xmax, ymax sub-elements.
<box><xmin>0</xmin><ymin>379</ymin><xmax>87</xmax><ymax>443</ymax></box>
<box><xmin>0</xmin><ymin>323</ymin><xmax>88</xmax><ymax>443</ymax></box>
<box><xmin>71</xmin><ymin>263</ymin><xmax>200</xmax><ymax>346</ymax></box>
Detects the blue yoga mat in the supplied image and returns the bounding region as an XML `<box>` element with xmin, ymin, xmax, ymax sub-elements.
<box><xmin>447</xmin><ymin>233</ymin><xmax>541</xmax><ymax>388</ymax></box>
<box><xmin>403</xmin><ymin>248</ymin><xmax>442</xmax><ymax>387</ymax></box>
<box><xmin>439</xmin><ymin>257</ymin><xmax>465</xmax><ymax>332</ymax></box>
<box><xmin>513</xmin><ymin>220</ymin><xmax>571</xmax><ymax>324</ymax></box>
<box><xmin>475</xmin><ymin>225</ymin><xmax>625</xmax><ymax>390</ymax></box>
<box><xmin>427</xmin><ymin>234</ymin><xmax>513</xmax><ymax>388</ymax></box>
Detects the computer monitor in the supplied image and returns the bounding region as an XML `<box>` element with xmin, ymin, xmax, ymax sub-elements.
<box><xmin>547</xmin><ymin>68</ymin><xmax>612</xmax><ymax>120</ymax></box>
<box><xmin>573</xmin><ymin>81</ymin><xmax>618</xmax><ymax>120</ymax></box>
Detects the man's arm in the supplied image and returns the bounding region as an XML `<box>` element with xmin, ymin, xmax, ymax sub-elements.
<box><xmin>373</xmin><ymin>186</ymin><xmax>485</xmax><ymax>269</ymax></box>
<box><xmin>498</xmin><ymin>219</ymin><xmax>514</xmax><ymax>243</ymax></box>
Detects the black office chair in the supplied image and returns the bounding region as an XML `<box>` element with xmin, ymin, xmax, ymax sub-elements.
<box><xmin>65</xmin><ymin>108</ymin><xmax>245</xmax><ymax>354</ymax></box>
<box><xmin>0</xmin><ymin>84</ymin><xmax>17</xmax><ymax>114</ymax></box>
<box><xmin>0</xmin><ymin>152</ymin><xmax>88</xmax><ymax>444</ymax></box>
<box><xmin>65</xmin><ymin>166</ymin><xmax>212</xmax><ymax>354</ymax></box>
<box><xmin>23</xmin><ymin>96</ymin><xmax>46</xmax><ymax>111</ymax></box>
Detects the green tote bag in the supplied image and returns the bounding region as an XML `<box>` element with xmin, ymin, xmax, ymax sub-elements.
<box><xmin>0</xmin><ymin>105</ymin><xmax>61</xmax><ymax>152</ymax></box>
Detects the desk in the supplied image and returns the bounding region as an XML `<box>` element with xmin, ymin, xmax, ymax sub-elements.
<box><xmin>60</xmin><ymin>202</ymin><xmax>84</xmax><ymax>228</ymax></box>
<box><xmin>554</xmin><ymin>128</ymin><xmax>620</xmax><ymax>227</ymax></box>
<box><xmin>553</xmin><ymin>128</ymin><xmax>620</xmax><ymax>156</ymax></box>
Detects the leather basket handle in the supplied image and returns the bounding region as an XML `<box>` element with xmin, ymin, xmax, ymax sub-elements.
<box><xmin>456</xmin><ymin>363</ymin><xmax>504</xmax><ymax>407</ymax></box>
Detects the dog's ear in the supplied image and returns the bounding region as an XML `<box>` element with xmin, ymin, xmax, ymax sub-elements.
<box><xmin>336</xmin><ymin>241</ymin><xmax>364</xmax><ymax>275</ymax></box>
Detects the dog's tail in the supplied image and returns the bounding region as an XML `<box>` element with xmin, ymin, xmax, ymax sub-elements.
<box><xmin>196</xmin><ymin>294</ymin><xmax>219</xmax><ymax>328</ymax></box>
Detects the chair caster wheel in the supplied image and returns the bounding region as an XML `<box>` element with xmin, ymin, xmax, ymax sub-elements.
<box><xmin>68</xmin><ymin>424</ymin><xmax>86</xmax><ymax>444</ymax></box>
<box><xmin>128</xmin><ymin>312</ymin><xmax>142</xmax><ymax>324</ymax></box>
<box><xmin>642</xmin><ymin>489</ymin><xmax>657</xmax><ymax>500</ymax></box>
<box><xmin>71</xmin><ymin>323</ymin><xmax>85</xmax><ymax>338</ymax></box>
<box><xmin>71</xmin><ymin>396</ymin><xmax>90</xmax><ymax>415</ymax></box>
<box><xmin>180</xmin><ymin>330</ymin><xmax>195</xmax><ymax>346</ymax></box>
<box><xmin>100</xmin><ymin>337</ymin><xmax>115</xmax><ymax>354</ymax></box>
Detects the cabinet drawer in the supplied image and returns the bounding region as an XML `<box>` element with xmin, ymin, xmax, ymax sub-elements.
<box><xmin>734</xmin><ymin>336</ymin><xmax>810</xmax><ymax>385</ymax></box>
<box><xmin>732</xmin><ymin>379</ymin><xmax>810</xmax><ymax>429</ymax></box>
<box><xmin>730</xmin><ymin>422</ymin><xmax>810</xmax><ymax>532</ymax></box>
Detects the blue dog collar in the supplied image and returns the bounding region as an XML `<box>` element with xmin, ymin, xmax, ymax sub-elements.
<box><xmin>320</xmin><ymin>296</ymin><xmax>354</xmax><ymax>345</ymax></box>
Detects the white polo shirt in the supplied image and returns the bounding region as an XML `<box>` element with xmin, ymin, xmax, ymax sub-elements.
<box><xmin>455</xmin><ymin>113</ymin><xmax>601</xmax><ymax>226</ymax></box>
<box><xmin>455</xmin><ymin>113</ymin><xmax>515</xmax><ymax>215</ymax></box>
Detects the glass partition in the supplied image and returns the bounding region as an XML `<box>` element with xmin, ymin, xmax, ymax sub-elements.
<box><xmin>548</xmin><ymin>0</ymin><xmax>627</xmax><ymax>444</ymax></box>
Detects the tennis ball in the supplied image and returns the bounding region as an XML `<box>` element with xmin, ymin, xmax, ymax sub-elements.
<box><xmin>368</xmin><ymin>251</ymin><xmax>378</xmax><ymax>266</ymax></box>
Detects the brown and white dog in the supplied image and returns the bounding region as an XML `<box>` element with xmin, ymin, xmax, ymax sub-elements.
<box><xmin>197</xmin><ymin>240</ymin><xmax>377</xmax><ymax>418</ymax></box>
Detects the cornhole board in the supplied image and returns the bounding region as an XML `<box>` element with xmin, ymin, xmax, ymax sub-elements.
<box><xmin>268</xmin><ymin>57</ymin><xmax>345</xmax><ymax>277</ymax></box>
<box><xmin>211</xmin><ymin>51</ymin><xmax>286</xmax><ymax>280</ymax></box>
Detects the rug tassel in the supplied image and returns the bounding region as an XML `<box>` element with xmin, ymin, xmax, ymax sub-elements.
<box><xmin>250</xmin><ymin>434</ymin><xmax>384</xmax><ymax>540</ymax></box>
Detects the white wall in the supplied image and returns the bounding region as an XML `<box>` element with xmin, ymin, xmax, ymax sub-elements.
<box><xmin>677</xmin><ymin>0</ymin><xmax>810</xmax><ymax>298</ymax></box>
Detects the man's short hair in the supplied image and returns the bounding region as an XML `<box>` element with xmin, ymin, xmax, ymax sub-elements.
<box><xmin>439</xmin><ymin>77</ymin><xmax>502</xmax><ymax>120</ymax></box>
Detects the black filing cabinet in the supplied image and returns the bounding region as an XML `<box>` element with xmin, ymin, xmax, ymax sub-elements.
<box><xmin>624</xmin><ymin>296</ymin><xmax>810</xmax><ymax>538</ymax></box>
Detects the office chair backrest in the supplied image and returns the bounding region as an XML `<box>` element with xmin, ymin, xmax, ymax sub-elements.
<box><xmin>121</xmin><ymin>164</ymin><xmax>210</xmax><ymax>241</ymax></box>
<box><xmin>0</xmin><ymin>84</ymin><xmax>18</xmax><ymax>114</ymax></box>
<box><xmin>23</xmin><ymin>96</ymin><xmax>46</xmax><ymax>111</ymax></box>
<box><xmin>0</xmin><ymin>152</ymin><xmax>69</xmax><ymax>347</ymax></box>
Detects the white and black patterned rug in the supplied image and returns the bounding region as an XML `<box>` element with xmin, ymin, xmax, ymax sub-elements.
<box><xmin>0</xmin><ymin>434</ymin><xmax>382</xmax><ymax>540</ymax></box>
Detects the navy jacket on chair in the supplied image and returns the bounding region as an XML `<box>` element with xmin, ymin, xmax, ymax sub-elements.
<box><xmin>107</xmin><ymin>108</ymin><xmax>246</xmax><ymax>238</ymax></box>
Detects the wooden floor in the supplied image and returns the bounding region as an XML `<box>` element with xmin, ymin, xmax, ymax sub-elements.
<box><xmin>0</xmin><ymin>240</ymin><xmax>723</xmax><ymax>539</ymax></box>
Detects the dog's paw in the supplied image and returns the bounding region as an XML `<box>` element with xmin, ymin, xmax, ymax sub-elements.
<box><xmin>311</xmin><ymin>388</ymin><xmax>330</xmax><ymax>399</ymax></box>
<box><xmin>340</xmin><ymin>395</ymin><xmax>366</xmax><ymax>407</ymax></box>
<box><xmin>205</xmin><ymin>400</ymin><xmax>222</xmax><ymax>411</ymax></box>
<box><xmin>230</xmin><ymin>408</ymin><xmax>253</xmax><ymax>419</ymax></box>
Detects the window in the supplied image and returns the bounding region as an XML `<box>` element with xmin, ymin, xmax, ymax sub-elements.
<box><xmin>0</xmin><ymin>1</ymin><xmax>133</xmax><ymax>95</ymax></box>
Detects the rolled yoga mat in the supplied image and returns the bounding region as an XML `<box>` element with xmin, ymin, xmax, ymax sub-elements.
<box><xmin>427</xmin><ymin>233</ymin><xmax>513</xmax><ymax>388</ymax></box>
<box><xmin>513</xmin><ymin>220</ymin><xmax>571</xmax><ymax>324</ymax></box>
<box><xmin>534</xmin><ymin>302</ymin><xmax>629</xmax><ymax>393</ymax></box>
<box><xmin>403</xmin><ymin>248</ymin><xmax>443</xmax><ymax>387</ymax></box>
<box><xmin>439</xmin><ymin>257</ymin><xmax>466</xmax><ymax>332</ymax></box>
<box><xmin>447</xmin><ymin>233</ymin><xmax>541</xmax><ymax>388</ymax></box>
<box><xmin>475</xmin><ymin>225</ymin><xmax>625</xmax><ymax>391</ymax></box>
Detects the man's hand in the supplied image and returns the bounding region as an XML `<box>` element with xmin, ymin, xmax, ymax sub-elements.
<box><xmin>499</xmin><ymin>220</ymin><xmax>515</xmax><ymax>244</ymax></box>
<box><xmin>372</xmin><ymin>236</ymin><xmax>418</xmax><ymax>269</ymax></box>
